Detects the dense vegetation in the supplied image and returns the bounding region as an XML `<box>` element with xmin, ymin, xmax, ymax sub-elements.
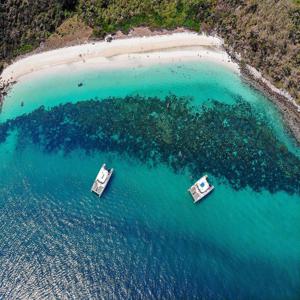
<box><xmin>214</xmin><ymin>1</ymin><xmax>300</xmax><ymax>102</ymax></box>
<box><xmin>0</xmin><ymin>0</ymin><xmax>299</xmax><ymax>102</ymax></box>
<box><xmin>78</xmin><ymin>0</ymin><xmax>213</xmax><ymax>36</ymax></box>
<box><xmin>0</xmin><ymin>1</ymin><xmax>75</xmax><ymax>59</ymax></box>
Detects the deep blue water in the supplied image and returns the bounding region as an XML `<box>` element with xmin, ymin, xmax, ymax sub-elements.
<box><xmin>0</xmin><ymin>62</ymin><xmax>299</xmax><ymax>299</ymax></box>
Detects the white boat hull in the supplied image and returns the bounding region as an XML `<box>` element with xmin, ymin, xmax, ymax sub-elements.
<box><xmin>91</xmin><ymin>164</ymin><xmax>113</xmax><ymax>197</ymax></box>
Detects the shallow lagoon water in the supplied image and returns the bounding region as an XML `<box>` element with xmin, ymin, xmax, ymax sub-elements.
<box><xmin>0</xmin><ymin>62</ymin><xmax>299</xmax><ymax>299</ymax></box>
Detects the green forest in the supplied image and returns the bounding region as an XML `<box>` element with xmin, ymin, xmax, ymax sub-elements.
<box><xmin>1</xmin><ymin>0</ymin><xmax>299</xmax><ymax>102</ymax></box>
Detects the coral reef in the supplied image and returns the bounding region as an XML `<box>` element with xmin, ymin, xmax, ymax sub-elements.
<box><xmin>0</xmin><ymin>95</ymin><xmax>299</xmax><ymax>194</ymax></box>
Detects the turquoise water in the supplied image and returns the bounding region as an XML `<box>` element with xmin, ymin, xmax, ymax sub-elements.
<box><xmin>0</xmin><ymin>62</ymin><xmax>299</xmax><ymax>299</ymax></box>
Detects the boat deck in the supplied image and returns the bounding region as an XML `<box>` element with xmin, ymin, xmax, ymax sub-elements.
<box><xmin>91</xmin><ymin>180</ymin><xmax>106</xmax><ymax>196</ymax></box>
<box><xmin>91</xmin><ymin>164</ymin><xmax>113</xmax><ymax>197</ymax></box>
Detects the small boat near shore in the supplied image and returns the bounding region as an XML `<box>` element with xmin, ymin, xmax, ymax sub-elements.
<box><xmin>91</xmin><ymin>164</ymin><xmax>113</xmax><ymax>197</ymax></box>
<box><xmin>188</xmin><ymin>175</ymin><xmax>214</xmax><ymax>203</ymax></box>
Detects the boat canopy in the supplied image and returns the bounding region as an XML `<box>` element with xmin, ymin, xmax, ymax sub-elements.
<box><xmin>197</xmin><ymin>178</ymin><xmax>210</xmax><ymax>193</ymax></box>
<box><xmin>98</xmin><ymin>168</ymin><xmax>109</xmax><ymax>184</ymax></box>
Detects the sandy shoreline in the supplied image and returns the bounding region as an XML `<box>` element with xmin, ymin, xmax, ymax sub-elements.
<box><xmin>0</xmin><ymin>32</ymin><xmax>238</xmax><ymax>84</ymax></box>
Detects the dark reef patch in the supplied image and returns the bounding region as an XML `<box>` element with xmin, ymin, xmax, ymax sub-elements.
<box><xmin>0</xmin><ymin>95</ymin><xmax>299</xmax><ymax>194</ymax></box>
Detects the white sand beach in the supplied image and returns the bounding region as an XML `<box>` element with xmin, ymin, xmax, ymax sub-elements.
<box><xmin>1</xmin><ymin>32</ymin><xmax>240</xmax><ymax>83</ymax></box>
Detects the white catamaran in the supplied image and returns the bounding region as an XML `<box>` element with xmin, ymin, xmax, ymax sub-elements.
<box><xmin>188</xmin><ymin>175</ymin><xmax>214</xmax><ymax>203</ymax></box>
<box><xmin>91</xmin><ymin>164</ymin><xmax>113</xmax><ymax>197</ymax></box>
